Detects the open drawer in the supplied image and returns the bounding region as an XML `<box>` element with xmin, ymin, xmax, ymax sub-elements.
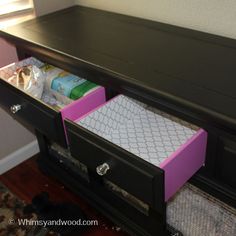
<box><xmin>65</xmin><ymin>95</ymin><xmax>207</xmax><ymax>213</ymax></box>
<box><xmin>0</xmin><ymin>57</ymin><xmax>106</xmax><ymax>147</ymax></box>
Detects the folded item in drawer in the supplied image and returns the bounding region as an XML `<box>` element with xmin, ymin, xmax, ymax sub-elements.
<box><xmin>78</xmin><ymin>95</ymin><xmax>199</xmax><ymax>167</ymax></box>
<box><xmin>42</xmin><ymin>65</ymin><xmax>99</xmax><ymax>100</ymax></box>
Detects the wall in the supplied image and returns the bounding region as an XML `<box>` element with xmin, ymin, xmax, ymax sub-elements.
<box><xmin>0</xmin><ymin>0</ymin><xmax>74</xmax><ymax>163</ymax></box>
<box><xmin>76</xmin><ymin>0</ymin><xmax>236</xmax><ymax>39</ymax></box>
<box><xmin>33</xmin><ymin>0</ymin><xmax>74</xmax><ymax>16</ymax></box>
<box><xmin>0</xmin><ymin>39</ymin><xmax>18</xmax><ymax>68</ymax></box>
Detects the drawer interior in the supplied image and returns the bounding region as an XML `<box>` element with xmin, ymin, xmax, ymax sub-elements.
<box><xmin>68</xmin><ymin>95</ymin><xmax>207</xmax><ymax>200</ymax></box>
<box><xmin>0</xmin><ymin>57</ymin><xmax>105</xmax><ymax>113</ymax></box>
<box><xmin>78</xmin><ymin>95</ymin><xmax>200</xmax><ymax>167</ymax></box>
<box><xmin>0</xmin><ymin>57</ymin><xmax>106</xmax><ymax>146</ymax></box>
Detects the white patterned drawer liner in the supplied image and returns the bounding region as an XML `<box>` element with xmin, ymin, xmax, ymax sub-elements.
<box><xmin>78</xmin><ymin>95</ymin><xmax>199</xmax><ymax>167</ymax></box>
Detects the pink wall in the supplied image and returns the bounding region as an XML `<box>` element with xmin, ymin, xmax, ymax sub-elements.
<box><xmin>0</xmin><ymin>38</ymin><xmax>18</xmax><ymax>67</ymax></box>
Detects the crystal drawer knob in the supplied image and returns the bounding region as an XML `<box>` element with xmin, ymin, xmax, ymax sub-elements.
<box><xmin>10</xmin><ymin>104</ymin><xmax>21</xmax><ymax>114</ymax></box>
<box><xmin>96</xmin><ymin>163</ymin><xmax>110</xmax><ymax>176</ymax></box>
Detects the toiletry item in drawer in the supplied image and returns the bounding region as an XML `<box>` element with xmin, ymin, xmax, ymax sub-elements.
<box><xmin>42</xmin><ymin>64</ymin><xmax>99</xmax><ymax>101</ymax></box>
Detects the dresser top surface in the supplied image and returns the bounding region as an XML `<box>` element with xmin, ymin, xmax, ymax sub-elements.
<box><xmin>1</xmin><ymin>6</ymin><xmax>236</xmax><ymax>130</ymax></box>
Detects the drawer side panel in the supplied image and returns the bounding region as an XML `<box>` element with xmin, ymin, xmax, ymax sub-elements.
<box><xmin>61</xmin><ymin>87</ymin><xmax>106</xmax><ymax>143</ymax></box>
<box><xmin>61</xmin><ymin>87</ymin><xmax>106</xmax><ymax>121</ymax></box>
<box><xmin>160</xmin><ymin>129</ymin><xmax>207</xmax><ymax>201</ymax></box>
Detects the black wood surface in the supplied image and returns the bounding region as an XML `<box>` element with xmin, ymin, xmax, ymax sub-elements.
<box><xmin>66</xmin><ymin>119</ymin><xmax>165</xmax><ymax>215</ymax></box>
<box><xmin>1</xmin><ymin>6</ymin><xmax>236</xmax><ymax>133</ymax></box>
<box><xmin>216</xmin><ymin>138</ymin><xmax>236</xmax><ymax>189</ymax></box>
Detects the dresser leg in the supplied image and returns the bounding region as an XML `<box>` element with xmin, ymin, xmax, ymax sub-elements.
<box><xmin>35</xmin><ymin>130</ymin><xmax>49</xmax><ymax>155</ymax></box>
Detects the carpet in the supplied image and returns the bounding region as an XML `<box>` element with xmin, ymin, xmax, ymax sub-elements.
<box><xmin>0</xmin><ymin>182</ymin><xmax>58</xmax><ymax>236</ymax></box>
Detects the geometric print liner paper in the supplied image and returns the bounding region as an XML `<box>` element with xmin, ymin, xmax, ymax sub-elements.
<box><xmin>78</xmin><ymin>95</ymin><xmax>199</xmax><ymax>167</ymax></box>
<box><xmin>78</xmin><ymin>95</ymin><xmax>148</xmax><ymax>136</ymax></box>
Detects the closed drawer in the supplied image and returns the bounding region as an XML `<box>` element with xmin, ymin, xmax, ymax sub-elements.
<box><xmin>0</xmin><ymin>57</ymin><xmax>106</xmax><ymax>147</ymax></box>
<box><xmin>65</xmin><ymin>95</ymin><xmax>207</xmax><ymax>212</ymax></box>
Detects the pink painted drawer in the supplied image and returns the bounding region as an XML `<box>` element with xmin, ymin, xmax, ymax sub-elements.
<box><xmin>0</xmin><ymin>57</ymin><xmax>106</xmax><ymax>147</ymax></box>
<box><xmin>65</xmin><ymin>94</ymin><xmax>207</xmax><ymax>213</ymax></box>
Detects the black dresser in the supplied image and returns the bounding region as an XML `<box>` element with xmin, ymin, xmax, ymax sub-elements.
<box><xmin>0</xmin><ymin>6</ymin><xmax>236</xmax><ymax>236</ymax></box>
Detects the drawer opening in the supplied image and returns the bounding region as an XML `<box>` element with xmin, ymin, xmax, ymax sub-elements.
<box><xmin>0</xmin><ymin>57</ymin><xmax>105</xmax><ymax>113</ymax></box>
<box><xmin>104</xmin><ymin>179</ymin><xmax>150</xmax><ymax>215</ymax></box>
<box><xmin>73</xmin><ymin>95</ymin><xmax>208</xmax><ymax>200</ymax></box>
<box><xmin>48</xmin><ymin>142</ymin><xmax>89</xmax><ymax>182</ymax></box>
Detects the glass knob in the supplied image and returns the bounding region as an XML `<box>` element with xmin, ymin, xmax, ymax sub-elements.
<box><xmin>96</xmin><ymin>163</ymin><xmax>110</xmax><ymax>176</ymax></box>
<box><xmin>10</xmin><ymin>104</ymin><xmax>21</xmax><ymax>114</ymax></box>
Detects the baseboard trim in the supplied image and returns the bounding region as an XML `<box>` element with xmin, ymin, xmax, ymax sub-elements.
<box><xmin>0</xmin><ymin>140</ymin><xmax>39</xmax><ymax>175</ymax></box>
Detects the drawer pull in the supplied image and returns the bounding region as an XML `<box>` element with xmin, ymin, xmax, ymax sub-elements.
<box><xmin>96</xmin><ymin>163</ymin><xmax>110</xmax><ymax>176</ymax></box>
<box><xmin>10</xmin><ymin>104</ymin><xmax>21</xmax><ymax>114</ymax></box>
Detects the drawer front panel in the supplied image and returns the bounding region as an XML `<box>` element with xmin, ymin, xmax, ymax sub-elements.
<box><xmin>66</xmin><ymin>120</ymin><xmax>165</xmax><ymax>212</ymax></box>
<box><xmin>0</xmin><ymin>79</ymin><xmax>66</xmax><ymax>146</ymax></box>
